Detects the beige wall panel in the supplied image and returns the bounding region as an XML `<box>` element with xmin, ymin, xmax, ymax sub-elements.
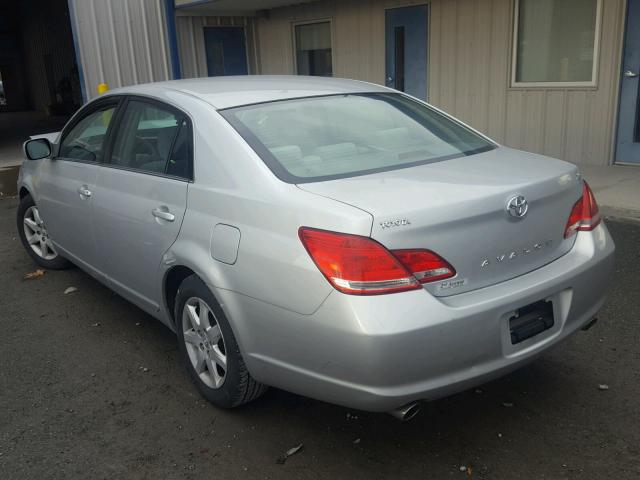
<box><xmin>256</xmin><ymin>15</ymin><xmax>294</xmax><ymax>73</ymax></box>
<box><xmin>251</xmin><ymin>0</ymin><xmax>625</xmax><ymax>165</ymax></box>
<box><xmin>469</xmin><ymin>0</ymin><xmax>493</xmax><ymax>132</ymax></box>
<box><xmin>428</xmin><ymin>0</ymin><xmax>442</xmax><ymax>106</ymax></box>
<box><xmin>436</xmin><ymin>0</ymin><xmax>458</xmax><ymax>112</ymax></box>
<box><xmin>505</xmin><ymin>90</ymin><xmax>524</xmax><ymax>147</ymax></box>
<box><xmin>486</xmin><ymin>0</ymin><xmax>511</xmax><ymax>142</ymax></box>
<box><xmin>333</xmin><ymin>2</ymin><xmax>377</xmax><ymax>81</ymax></box>
<box><xmin>564</xmin><ymin>91</ymin><xmax>589</xmax><ymax>165</ymax></box>
<box><xmin>542</xmin><ymin>91</ymin><xmax>567</xmax><ymax>160</ymax></box>
<box><xmin>522</xmin><ymin>91</ymin><xmax>545</xmax><ymax>153</ymax></box>
<box><xmin>431</xmin><ymin>0</ymin><xmax>624</xmax><ymax>165</ymax></box>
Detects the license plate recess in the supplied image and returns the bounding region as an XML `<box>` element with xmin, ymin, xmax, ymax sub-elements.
<box><xmin>509</xmin><ymin>300</ymin><xmax>554</xmax><ymax>345</ymax></box>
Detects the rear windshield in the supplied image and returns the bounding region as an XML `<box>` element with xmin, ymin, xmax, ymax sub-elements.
<box><xmin>221</xmin><ymin>93</ymin><xmax>495</xmax><ymax>183</ymax></box>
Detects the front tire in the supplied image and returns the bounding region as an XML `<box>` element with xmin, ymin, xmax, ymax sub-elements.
<box><xmin>175</xmin><ymin>274</ymin><xmax>267</xmax><ymax>408</ymax></box>
<box><xmin>17</xmin><ymin>194</ymin><xmax>71</xmax><ymax>270</ymax></box>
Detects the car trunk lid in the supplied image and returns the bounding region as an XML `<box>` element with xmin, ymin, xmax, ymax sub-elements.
<box><xmin>298</xmin><ymin>147</ymin><xmax>583</xmax><ymax>296</ymax></box>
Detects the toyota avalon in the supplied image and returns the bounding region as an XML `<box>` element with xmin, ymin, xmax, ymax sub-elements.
<box><xmin>17</xmin><ymin>76</ymin><xmax>614</xmax><ymax>420</ymax></box>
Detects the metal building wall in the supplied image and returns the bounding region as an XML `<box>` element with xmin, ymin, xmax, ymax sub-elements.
<box><xmin>254</xmin><ymin>0</ymin><xmax>626</xmax><ymax>166</ymax></box>
<box><xmin>175</xmin><ymin>15</ymin><xmax>258</xmax><ymax>78</ymax></box>
<box><xmin>69</xmin><ymin>0</ymin><xmax>173</xmax><ymax>101</ymax></box>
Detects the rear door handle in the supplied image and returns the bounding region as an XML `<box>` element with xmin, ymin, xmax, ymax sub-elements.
<box><xmin>77</xmin><ymin>186</ymin><xmax>92</xmax><ymax>198</ymax></box>
<box><xmin>152</xmin><ymin>207</ymin><xmax>175</xmax><ymax>222</ymax></box>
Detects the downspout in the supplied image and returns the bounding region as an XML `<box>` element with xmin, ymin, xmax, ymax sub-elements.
<box><xmin>164</xmin><ymin>0</ymin><xmax>182</xmax><ymax>79</ymax></box>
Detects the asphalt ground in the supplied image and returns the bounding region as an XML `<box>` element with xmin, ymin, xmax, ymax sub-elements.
<box><xmin>1</xmin><ymin>195</ymin><xmax>639</xmax><ymax>479</ymax></box>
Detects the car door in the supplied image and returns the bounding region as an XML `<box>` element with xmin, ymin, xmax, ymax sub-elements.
<box><xmin>36</xmin><ymin>98</ymin><xmax>121</xmax><ymax>272</ymax></box>
<box><xmin>91</xmin><ymin>97</ymin><xmax>192</xmax><ymax>312</ymax></box>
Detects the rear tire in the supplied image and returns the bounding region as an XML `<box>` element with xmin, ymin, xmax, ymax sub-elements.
<box><xmin>17</xmin><ymin>194</ymin><xmax>71</xmax><ymax>270</ymax></box>
<box><xmin>174</xmin><ymin>274</ymin><xmax>267</xmax><ymax>408</ymax></box>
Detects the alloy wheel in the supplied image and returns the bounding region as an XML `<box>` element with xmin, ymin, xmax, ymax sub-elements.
<box><xmin>181</xmin><ymin>297</ymin><xmax>228</xmax><ymax>389</ymax></box>
<box><xmin>23</xmin><ymin>206</ymin><xmax>58</xmax><ymax>261</ymax></box>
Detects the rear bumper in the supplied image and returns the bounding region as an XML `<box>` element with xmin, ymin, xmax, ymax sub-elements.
<box><xmin>218</xmin><ymin>223</ymin><xmax>615</xmax><ymax>412</ymax></box>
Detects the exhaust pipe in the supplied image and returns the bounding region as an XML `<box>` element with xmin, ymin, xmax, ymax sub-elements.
<box><xmin>388</xmin><ymin>402</ymin><xmax>421</xmax><ymax>421</ymax></box>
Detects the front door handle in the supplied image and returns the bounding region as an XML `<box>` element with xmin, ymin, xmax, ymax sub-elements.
<box><xmin>624</xmin><ymin>70</ymin><xmax>639</xmax><ymax>78</ymax></box>
<box><xmin>152</xmin><ymin>207</ymin><xmax>175</xmax><ymax>222</ymax></box>
<box><xmin>77</xmin><ymin>186</ymin><xmax>92</xmax><ymax>198</ymax></box>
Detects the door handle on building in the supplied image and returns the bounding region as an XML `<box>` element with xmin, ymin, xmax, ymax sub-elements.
<box><xmin>624</xmin><ymin>70</ymin><xmax>639</xmax><ymax>78</ymax></box>
<box><xmin>152</xmin><ymin>207</ymin><xmax>175</xmax><ymax>222</ymax></box>
<box><xmin>77</xmin><ymin>186</ymin><xmax>92</xmax><ymax>198</ymax></box>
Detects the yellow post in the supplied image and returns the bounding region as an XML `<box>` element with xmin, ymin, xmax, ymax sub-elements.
<box><xmin>97</xmin><ymin>83</ymin><xmax>109</xmax><ymax>95</ymax></box>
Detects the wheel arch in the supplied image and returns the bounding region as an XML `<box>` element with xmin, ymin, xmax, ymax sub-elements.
<box><xmin>19</xmin><ymin>187</ymin><xmax>31</xmax><ymax>199</ymax></box>
<box><xmin>163</xmin><ymin>265</ymin><xmax>197</xmax><ymax>326</ymax></box>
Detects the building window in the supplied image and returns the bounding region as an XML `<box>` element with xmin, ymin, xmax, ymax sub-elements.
<box><xmin>512</xmin><ymin>0</ymin><xmax>601</xmax><ymax>87</ymax></box>
<box><xmin>295</xmin><ymin>21</ymin><xmax>332</xmax><ymax>76</ymax></box>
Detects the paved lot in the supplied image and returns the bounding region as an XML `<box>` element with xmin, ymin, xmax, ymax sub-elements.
<box><xmin>1</xmin><ymin>195</ymin><xmax>639</xmax><ymax>480</ymax></box>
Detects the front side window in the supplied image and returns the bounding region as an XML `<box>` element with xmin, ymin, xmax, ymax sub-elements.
<box><xmin>59</xmin><ymin>105</ymin><xmax>116</xmax><ymax>162</ymax></box>
<box><xmin>109</xmin><ymin>100</ymin><xmax>190</xmax><ymax>178</ymax></box>
<box><xmin>222</xmin><ymin>93</ymin><xmax>494</xmax><ymax>183</ymax></box>
<box><xmin>295</xmin><ymin>21</ymin><xmax>332</xmax><ymax>76</ymax></box>
<box><xmin>513</xmin><ymin>0</ymin><xmax>600</xmax><ymax>86</ymax></box>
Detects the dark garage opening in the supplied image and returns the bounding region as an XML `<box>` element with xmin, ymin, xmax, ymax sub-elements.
<box><xmin>0</xmin><ymin>0</ymin><xmax>81</xmax><ymax>189</ymax></box>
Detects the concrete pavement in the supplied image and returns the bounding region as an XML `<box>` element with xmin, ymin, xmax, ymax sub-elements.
<box><xmin>577</xmin><ymin>164</ymin><xmax>640</xmax><ymax>219</ymax></box>
<box><xmin>1</xmin><ymin>195</ymin><xmax>639</xmax><ymax>479</ymax></box>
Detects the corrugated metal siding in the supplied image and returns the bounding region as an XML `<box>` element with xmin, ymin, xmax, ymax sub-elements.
<box><xmin>69</xmin><ymin>0</ymin><xmax>172</xmax><ymax>101</ymax></box>
<box><xmin>254</xmin><ymin>0</ymin><xmax>626</xmax><ymax>166</ymax></box>
<box><xmin>175</xmin><ymin>16</ymin><xmax>257</xmax><ymax>78</ymax></box>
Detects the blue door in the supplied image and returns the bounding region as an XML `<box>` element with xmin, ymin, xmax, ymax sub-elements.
<box><xmin>385</xmin><ymin>5</ymin><xmax>428</xmax><ymax>100</ymax></box>
<box><xmin>203</xmin><ymin>27</ymin><xmax>248</xmax><ymax>76</ymax></box>
<box><xmin>616</xmin><ymin>0</ymin><xmax>640</xmax><ymax>164</ymax></box>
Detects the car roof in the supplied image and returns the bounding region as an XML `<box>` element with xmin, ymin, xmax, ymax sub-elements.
<box><xmin>108</xmin><ymin>75</ymin><xmax>390</xmax><ymax>110</ymax></box>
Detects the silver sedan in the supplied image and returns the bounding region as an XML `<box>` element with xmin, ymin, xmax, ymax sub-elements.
<box><xmin>17</xmin><ymin>76</ymin><xmax>614</xmax><ymax>420</ymax></box>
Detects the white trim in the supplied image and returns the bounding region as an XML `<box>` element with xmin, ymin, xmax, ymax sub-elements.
<box><xmin>511</xmin><ymin>0</ymin><xmax>602</xmax><ymax>88</ymax></box>
<box><xmin>291</xmin><ymin>18</ymin><xmax>334</xmax><ymax>76</ymax></box>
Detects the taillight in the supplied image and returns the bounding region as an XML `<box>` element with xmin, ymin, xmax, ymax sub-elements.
<box><xmin>391</xmin><ymin>249</ymin><xmax>456</xmax><ymax>283</ymax></box>
<box><xmin>298</xmin><ymin>227</ymin><xmax>455</xmax><ymax>295</ymax></box>
<box><xmin>564</xmin><ymin>181</ymin><xmax>601</xmax><ymax>238</ymax></box>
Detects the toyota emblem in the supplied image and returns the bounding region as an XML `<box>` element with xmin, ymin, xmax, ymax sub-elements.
<box><xmin>507</xmin><ymin>195</ymin><xmax>528</xmax><ymax>218</ymax></box>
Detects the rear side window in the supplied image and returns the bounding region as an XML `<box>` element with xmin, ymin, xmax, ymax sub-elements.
<box><xmin>166</xmin><ymin>119</ymin><xmax>192</xmax><ymax>179</ymax></box>
<box><xmin>109</xmin><ymin>99</ymin><xmax>191</xmax><ymax>179</ymax></box>
<box><xmin>221</xmin><ymin>93</ymin><xmax>494</xmax><ymax>183</ymax></box>
<box><xmin>59</xmin><ymin>106</ymin><xmax>116</xmax><ymax>162</ymax></box>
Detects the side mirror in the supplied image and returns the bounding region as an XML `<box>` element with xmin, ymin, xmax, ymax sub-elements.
<box><xmin>24</xmin><ymin>138</ymin><xmax>52</xmax><ymax>160</ymax></box>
